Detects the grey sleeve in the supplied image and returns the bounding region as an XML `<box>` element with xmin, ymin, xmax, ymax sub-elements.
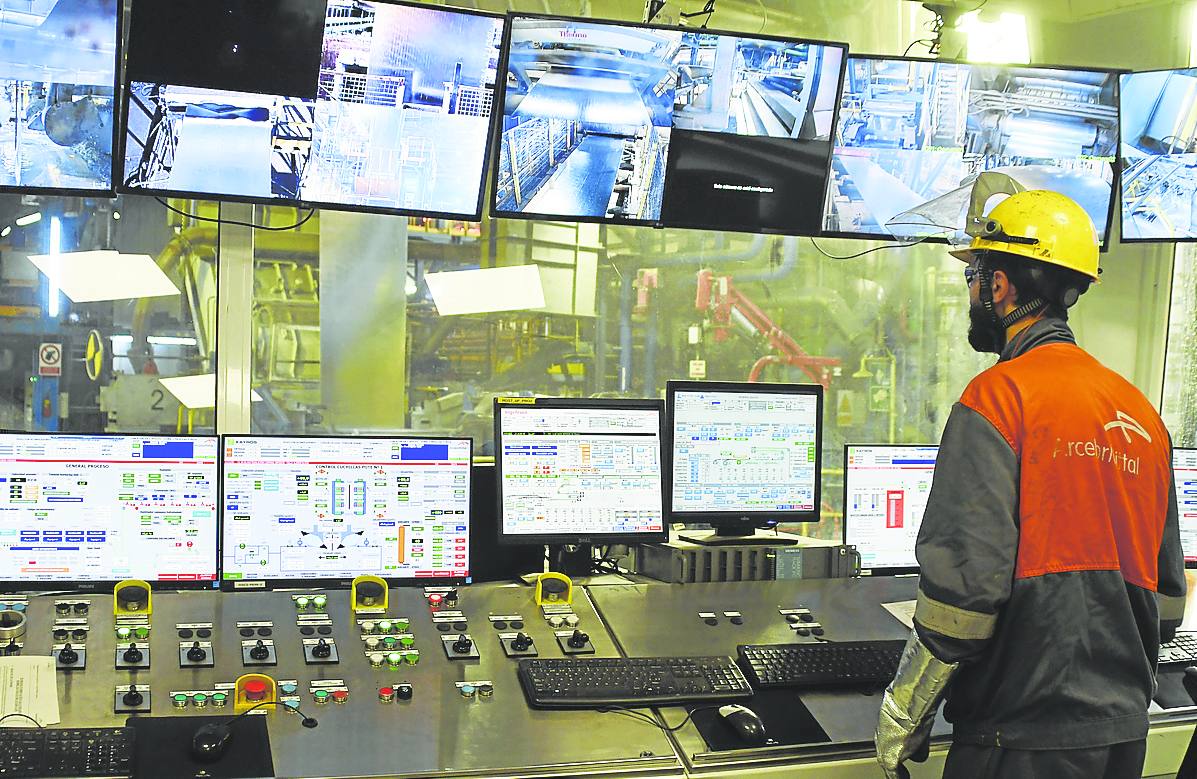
<box><xmin>1158</xmin><ymin>453</ymin><xmax>1187</xmax><ymax>644</ymax></box>
<box><xmin>913</xmin><ymin>402</ymin><xmax>1019</xmax><ymax>664</ymax></box>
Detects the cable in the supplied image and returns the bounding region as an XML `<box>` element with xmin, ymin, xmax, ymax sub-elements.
<box><xmin>155</xmin><ymin>198</ymin><xmax>317</xmax><ymax>232</ymax></box>
<box><xmin>223</xmin><ymin>700</ymin><xmax>319</xmax><ymax>729</ymax></box>
<box><xmin>598</xmin><ymin>705</ymin><xmax>719</xmax><ymax>732</ymax></box>
<box><xmin>903</xmin><ymin>38</ymin><xmax>936</xmax><ymax>57</ymax></box>
<box><xmin>808</xmin><ymin>236</ymin><xmax>935</xmax><ymax>261</ymax></box>
<box><xmin>0</xmin><ymin>713</ymin><xmax>43</xmax><ymax>728</ymax></box>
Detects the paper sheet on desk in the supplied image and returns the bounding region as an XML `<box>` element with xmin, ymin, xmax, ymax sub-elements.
<box><xmin>0</xmin><ymin>657</ymin><xmax>59</xmax><ymax>726</ymax></box>
<box><xmin>882</xmin><ymin>600</ymin><xmax>917</xmax><ymax>630</ymax></box>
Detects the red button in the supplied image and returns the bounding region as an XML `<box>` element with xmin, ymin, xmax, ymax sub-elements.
<box><xmin>243</xmin><ymin>680</ymin><xmax>268</xmax><ymax>701</ymax></box>
<box><xmin>379</xmin><ymin>686</ymin><xmax>394</xmax><ymax>696</ymax></box>
<box><xmin>332</xmin><ymin>690</ymin><xmax>349</xmax><ymax>703</ymax></box>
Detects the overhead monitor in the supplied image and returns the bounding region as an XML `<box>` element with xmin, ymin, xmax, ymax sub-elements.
<box><xmin>1120</xmin><ymin>68</ymin><xmax>1197</xmax><ymax>241</ymax></box>
<box><xmin>221</xmin><ymin>436</ymin><xmax>472</xmax><ymax>588</ymax></box>
<box><xmin>666</xmin><ymin>381</ymin><xmax>823</xmax><ymax>544</ymax></box>
<box><xmin>492</xmin><ymin>14</ymin><xmax>847</xmax><ymax>235</ymax></box>
<box><xmin>0</xmin><ymin>0</ymin><xmax>121</xmax><ymax>194</ymax></box>
<box><xmin>843</xmin><ymin>444</ymin><xmax>937</xmax><ymax>574</ymax></box>
<box><xmin>822</xmin><ymin>56</ymin><xmax>1119</xmax><ymax>247</ymax></box>
<box><xmin>494</xmin><ymin>397</ymin><xmax>667</xmax><ymax>545</ymax></box>
<box><xmin>0</xmin><ymin>434</ymin><xmax>218</xmax><ymax>588</ymax></box>
<box><xmin>120</xmin><ymin>0</ymin><xmax>505</xmax><ymax>219</ymax></box>
<box><xmin>1176</xmin><ymin>448</ymin><xmax>1197</xmax><ymax>566</ymax></box>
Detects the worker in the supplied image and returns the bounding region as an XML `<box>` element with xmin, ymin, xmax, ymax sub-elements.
<box><xmin>875</xmin><ymin>190</ymin><xmax>1186</xmax><ymax>779</ymax></box>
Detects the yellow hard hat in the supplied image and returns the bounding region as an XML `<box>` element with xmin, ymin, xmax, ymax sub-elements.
<box><xmin>950</xmin><ymin>189</ymin><xmax>1100</xmax><ymax>282</ymax></box>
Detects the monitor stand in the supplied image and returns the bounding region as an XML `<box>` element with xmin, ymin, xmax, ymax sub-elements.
<box><xmin>677</xmin><ymin>527</ymin><xmax>802</xmax><ymax>546</ymax></box>
<box><xmin>548</xmin><ymin>544</ymin><xmax>595</xmax><ymax>577</ymax></box>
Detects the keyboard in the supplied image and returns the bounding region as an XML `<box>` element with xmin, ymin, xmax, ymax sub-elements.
<box><xmin>517</xmin><ymin>656</ymin><xmax>754</xmax><ymax>708</ymax></box>
<box><xmin>0</xmin><ymin>727</ymin><xmax>134</xmax><ymax>778</ymax></box>
<box><xmin>738</xmin><ymin>640</ymin><xmax>907</xmax><ymax>690</ymax></box>
<box><xmin>1159</xmin><ymin>631</ymin><xmax>1197</xmax><ymax>665</ymax></box>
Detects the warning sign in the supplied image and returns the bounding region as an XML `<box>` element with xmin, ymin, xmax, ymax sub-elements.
<box><xmin>38</xmin><ymin>343</ymin><xmax>62</xmax><ymax>377</ymax></box>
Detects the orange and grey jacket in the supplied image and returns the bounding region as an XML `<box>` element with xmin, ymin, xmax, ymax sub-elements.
<box><xmin>913</xmin><ymin>317</ymin><xmax>1186</xmax><ymax>749</ymax></box>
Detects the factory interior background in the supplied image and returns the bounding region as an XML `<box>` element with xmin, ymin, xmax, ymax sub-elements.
<box><xmin>0</xmin><ymin>0</ymin><xmax>1193</xmax><ymax>547</ymax></box>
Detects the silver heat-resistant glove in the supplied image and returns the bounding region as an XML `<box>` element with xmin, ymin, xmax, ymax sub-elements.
<box><xmin>876</xmin><ymin>631</ymin><xmax>958</xmax><ymax>779</ymax></box>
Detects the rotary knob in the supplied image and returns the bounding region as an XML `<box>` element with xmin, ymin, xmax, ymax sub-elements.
<box><xmin>58</xmin><ymin>643</ymin><xmax>78</xmax><ymax>666</ymax></box>
<box><xmin>186</xmin><ymin>642</ymin><xmax>207</xmax><ymax>662</ymax></box>
<box><xmin>511</xmin><ymin>632</ymin><xmax>533</xmax><ymax>652</ymax></box>
<box><xmin>566</xmin><ymin>629</ymin><xmax>589</xmax><ymax>649</ymax></box>
<box><xmin>452</xmin><ymin>634</ymin><xmax>472</xmax><ymax>654</ymax></box>
<box><xmin>122</xmin><ymin>643</ymin><xmax>143</xmax><ymax>664</ymax></box>
<box><xmin>249</xmin><ymin>640</ymin><xmax>270</xmax><ymax>660</ymax></box>
<box><xmin>122</xmin><ymin>685</ymin><xmax>143</xmax><ymax>707</ymax></box>
<box><xmin>312</xmin><ymin>638</ymin><xmax>332</xmax><ymax>659</ymax></box>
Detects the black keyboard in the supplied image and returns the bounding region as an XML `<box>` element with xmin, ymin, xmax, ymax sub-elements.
<box><xmin>1159</xmin><ymin>631</ymin><xmax>1197</xmax><ymax>665</ymax></box>
<box><xmin>517</xmin><ymin>656</ymin><xmax>754</xmax><ymax>708</ymax></box>
<box><xmin>738</xmin><ymin>640</ymin><xmax>907</xmax><ymax>690</ymax></box>
<box><xmin>0</xmin><ymin>727</ymin><xmax>134</xmax><ymax>777</ymax></box>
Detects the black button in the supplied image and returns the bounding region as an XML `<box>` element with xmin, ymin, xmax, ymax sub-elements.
<box><xmin>437</xmin><ymin>624</ymin><xmax>450</xmax><ymax>632</ymax></box>
<box><xmin>786</xmin><ymin>614</ymin><xmax>801</xmax><ymax>624</ymax></box>
<box><xmin>510</xmin><ymin>620</ymin><xmax>524</xmax><ymax>630</ymax></box>
<box><xmin>795</xmin><ymin>627</ymin><xmax>810</xmax><ymax>636</ymax></box>
<box><xmin>299</xmin><ymin>626</ymin><xmax>315</xmax><ymax>636</ymax></box>
<box><xmin>452</xmin><ymin>622</ymin><xmax>467</xmax><ymax>632</ymax></box>
<box><xmin>703</xmin><ymin>617</ymin><xmax>718</xmax><ymax>627</ymax></box>
<box><xmin>197</xmin><ymin>629</ymin><xmax>212</xmax><ymax>639</ymax></box>
<box><xmin>730</xmin><ymin>616</ymin><xmax>744</xmax><ymax>625</ymax></box>
<box><xmin>812</xmin><ymin>627</ymin><xmax>825</xmax><ymax>636</ymax></box>
<box><xmin>239</xmin><ymin>628</ymin><xmax>254</xmax><ymax>638</ymax></box>
<box><xmin>178</xmin><ymin>629</ymin><xmax>193</xmax><ymax>639</ymax></box>
<box><xmin>258</xmin><ymin>627</ymin><xmax>273</xmax><ymax>637</ymax></box>
<box><xmin>492</xmin><ymin>621</ymin><xmax>507</xmax><ymax>630</ymax></box>
<box><xmin>71</xmin><ymin>630</ymin><xmax>87</xmax><ymax>641</ymax></box>
<box><xmin>317</xmin><ymin>626</ymin><xmax>332</xmax><ymax>636</ymax></box>
<box><xmin>800</xmin><ymin>614</ymin><xmax>815</xmax><ymax>623</ymax></box>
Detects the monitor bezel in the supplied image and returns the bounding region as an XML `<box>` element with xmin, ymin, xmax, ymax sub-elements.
<box><xmin>489</xmin><ymin>10</ymin><xmax>851</xmax><ymax>232</ymax></box>
<box><xmin>493</xmin><ymin>396</ymin><xmax>669</xmax><ymax>546</ymax></box>
<box><xmin>1117</xmin><ymin>67</ymin><xmax>1197</xmax><ymax>244</ymax></box>
<box><xmin>820</xmin><ymin>53</ymin><xmax>1124</xmax><ymax>252</ymax></box>
<box><xmin>0</xmin><ymin>431</ymin><xmax>220</xmax><ymax>592</ymax></box>
<box><xmin>1174</xmin><ymin>445</ymin><xmax>1197</xmax><ymax>569</ymax></box>
<box><xmin>115</xmin><ymin>0</ymin><xmax>507</xmax><ymax>221</ymax></box>
<box><xmin>664</xmin><ymin>380</ymin><xmax>824</xmax><ymax>527</ymax></box>
<box><xmin>218</xmin><ymin>433</ymin><xmax>474</xmax><ymax>591</ymax></box>
<box><xmin>841</xmin><ymin>442</ymin><xmax>940</xmax><ymax>577</ymax></box>
<box><xmin>0</xmin><ymin>0</ymin><xmax>123</xmax><ymax>198</ymax></box>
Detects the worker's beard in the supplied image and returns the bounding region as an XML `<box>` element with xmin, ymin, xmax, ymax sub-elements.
<box><xmin>967</xmin><ymin>300</ymin><xmax>1004</xmax><ymax>354</ymax></box>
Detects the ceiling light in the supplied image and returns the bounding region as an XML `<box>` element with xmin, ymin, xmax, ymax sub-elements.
<box><xmin>15</xmin><ymin>212</ymin><xmax>41</xmax><ymax>227</ymax></box>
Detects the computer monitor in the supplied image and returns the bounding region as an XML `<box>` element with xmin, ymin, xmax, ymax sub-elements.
<box><xmin>666</xmin><ymin>381</ymin><xmax>823</xmax><ymax>544</ymax></box>
<box><xmin>221</xmin><ymin>435</ymin><xmax>472</xmax><ymax>589</ymax></box>
<box><xmin>1175</xmin><ymin>447</ymin><xmax>1197</xmax><ymax>566</ymax></box>
<box><xmin>0</xmin><ymin>433</ymin><xmax>218</xmax><ymax>589</ymax></box>
<box><xmin>493</xmin><ymin>397</ymin><xmax>667</xmax><ymax>547</ymax></box>
<box><xmin>822</xmin><ymin>56</ymin><xmax>1119</xmax><ymax>247</ymax></box>
<box><xmin>1120</xmin><ymin>68</ymin><xmax>1197</xmax><ymax>241</ymax></box>
<box><xmin>120</xmin><ymin>0</ymin><xmax>505</xmax><ymax>219</ymax></box>
<box><xmin>0</xmin><ymin>0</ymin><xmax>121</xmax><ymax>194</ymax></box>
<box><xmin>843</xmin><ymin>443</ymin><xmax>937</xmax><ymax>574</ymax></box>
<box><xmin>492</xmin><ymin>14</ymin><xmax>846</xmax><ymax>235</ymax></box>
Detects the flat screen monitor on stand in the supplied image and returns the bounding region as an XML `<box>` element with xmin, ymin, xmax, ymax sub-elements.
<box><xmin>666</xmin><ymin>381</ymin><xmax>824</xmax><ymax>545</ymax></box>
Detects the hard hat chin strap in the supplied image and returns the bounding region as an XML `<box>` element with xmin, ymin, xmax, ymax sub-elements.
<box><xmin>976</xmin><ymin>254</ymin><xmax>1047</xmax><ymax>344</ymax></box>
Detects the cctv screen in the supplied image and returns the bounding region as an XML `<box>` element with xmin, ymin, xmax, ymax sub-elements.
<box><xmin>0</xmin><ymin>0</ymin><xmax>119</xmax><ymax>192</ymax></box>
<box><xmin>670</xmin><ymin>388</ymin><xmax>819</xmax><ymax>515</ymax></box>
<box><xmin>823</xmin><ymin>58</ymin><xmax>1118</xmax><ymax>243</ymax></box>
<box><xmin>121</xmin><ymin>0</ymin><xmax>504</xmax><ymax>218</ymax></box>
<box><xmin>0</xmin><ymin>434</ymin><xmax>218</xmax><ymax>583</ymax></box>
<box><xmin>222</xmin><ymin>437</ymin><xmax>471</xmax><ymax>582</ymax></box>
<box><xmin>1176</xmin><ymin>448</ymin><xmax>1197</xmax><ymax>564</ymax></box>
<box><xmin>494</xmin><ymin>15</ymin><xmax>846</xmax><ymax>235</ymax></box>
<box><xmin>843</xmin><ymin>444</ymin><xmax>937</xmax><ymax>572</ymax></box>
<box><xmin>497</xmin><ymin>404</ymin><xmax>665</xmax><ymax>540</ymax></box>
<box><xmin>1120</xmin><ymin>68</ymin><xmax>1197</xmax><ymax>241</ymax></box>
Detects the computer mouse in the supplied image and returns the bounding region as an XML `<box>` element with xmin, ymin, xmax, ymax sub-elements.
<box><xmin>191</xmin><ymin>722</ymin><xmax>233</xmax><ymax>762</ymax></box>
<box><xmin>718</xmin><ymin>703</ymin><xmax>769</xmax><ymax>746</ymax></box>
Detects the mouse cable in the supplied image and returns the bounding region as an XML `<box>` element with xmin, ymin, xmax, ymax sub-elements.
<box><xmin>597</xmin><ymin>705</ymin><xmax>719</xmax><ymax>733</ymax></box>
<box><xmin>222</xmin><ymin>700</ymin><xmax>319</xmax><ymax>729</ymax></box>
<box><xmin>155</xmin><ymin>198</ymin><xmax>318</xmax><ymax>232</ymax></box>
<box><xmin>0</xmin><ymin>713</ymin><xmax>44</xmax><ymax>728</ymax></box>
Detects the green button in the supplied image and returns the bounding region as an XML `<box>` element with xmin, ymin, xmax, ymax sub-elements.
<box><xmin>193</xmin><ymin>693</ymin><xmax>207</xmax><ymax>705</ymax></box>
<box><xmin>399</xmin><ymin>636</ymin><xmax>415</xmax><ymax>647</ymax></box>
<box><xmin>383</xmin><ymin>638</ymin><xmax>397</xmax><ymax>650</ymax></box>
<box><xmin>134</xmin><ymin>627</ymin><xmax>150</xmax><ymax>639</ymax></box>
<box><xmin>212</xmin><ymin>693</ymin><xmax>227</xmax><ymax>706</ymax></box>
<box><xmin>295</xmin><ymin>597</ymin><xmax>310</xmax><ymax>610</ymax></box>
<box><xmin>378</xmin><ymin>621</ymin><xmax>393</xmax><ymax>634</ymax></box>
<box><xmin>394</xmin><ymin>619</ymin><xmax>409</xmax><ymax>632</ymax></box>
<box><xmin>116</xmin><ymin>627</ymin><xmax>131</xmax><ymax>640</ymax></box>
<box><xmin>172</xmin><ymin>694</ymin><xmax>188</xmax><ymax>707</ymax></box>
<box><xmin>314</xmin><ymin>689</ymin><xmax>329</xmax><ymax>700</ymax></box>
<box><xmin>387</xmin><ymin>652</ymin><xmax>402</xmax><ymax>667</ymax></box>
<box><xmin>313</xmin><ymin>596</ymin><xmax>327</xmax><ymax>610</ymax></box>
<box><xmin>403</xmin><ymin>651</ymin><xmax>419</xmax><ymax>665</ymax></box>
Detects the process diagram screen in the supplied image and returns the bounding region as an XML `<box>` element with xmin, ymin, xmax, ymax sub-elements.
<box><xmin>1176</xmin><ymin>448</ymin><xmax>1197</xmax><ymax>563</ymax></box>
<box><xmin>0</xmin><ymin>434</ymin><xmax>218</xmax><ymax>582</ymax></box>
<box><xmin>1120</xmin><ymin>69</ymin><xmax>1197</xmax><ymax>240</ymax></box>
<box><xmin>498</xmin><ymin>406</ymin><xmax>665</xmax><ymax>538</ymax></box>
<box><xmin>670</xmin><ymin>389</ymin><xmax>819</xmax><ymax>514</ymax></box>
<box><xmin>843</xmin><ymin>444</ymin><xmax>938</xmax><ymax>571</ymax></box>
<box><xmin>222</xmin><ymin>437</ymin><xmax>470</xmax><ymax>581</ymax></box>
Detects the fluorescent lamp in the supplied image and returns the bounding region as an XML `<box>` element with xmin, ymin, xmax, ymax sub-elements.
<box><xmin>1</xmin><ymin>226</ymin><xmax>11</xmax><ymax>238</ymax></box>
<box><xmin>47</xmin><ymin>216</ymin><xmax>61</xmax><ymax>318</ymax></box>
<box><xmin>425</xmin><ymin>265</ymin><xmax>546</xmax><ymax>316</ymax></box>
<box><xmin>15</xmin><ymin>212</ymin><xmax>41</xmax><ymax>227</ymax></box>
<box><xmin>26</xmin><ymin>250</ymin><xmax>180</xmax><ymax>303</ymax></box>
<box><xmin>159</xmin><ymin>373</ymin><xmax>263</xmax><ymax>409</ymax></box>
<box><xmin>961</xmin><ymin>12</ymin><xmax>1030</xmax><ymax>64</ymax></box>
<box><xmin>147</xmin><ymin>336</ymin><xmax>198</xmax><ymax>346</ymax></box>
<box><xmin>112</xmin><ymin>211</ymin><xmax>121</xmax><ymax>221</ymax></box>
